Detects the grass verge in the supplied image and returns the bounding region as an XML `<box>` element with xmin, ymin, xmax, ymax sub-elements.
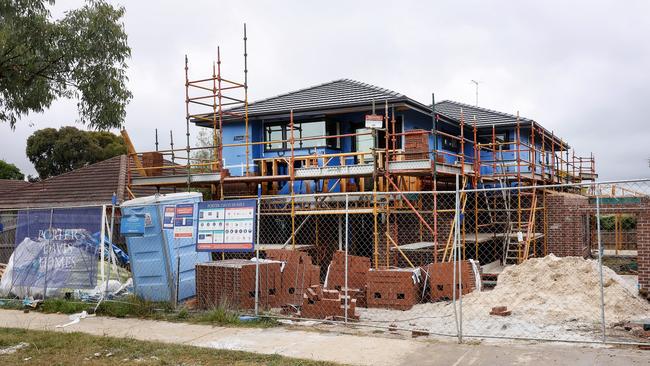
<box><xmin>0</xmin><ymin>327</ymin><xmax>339</xmax><ymax>365</ymax></box>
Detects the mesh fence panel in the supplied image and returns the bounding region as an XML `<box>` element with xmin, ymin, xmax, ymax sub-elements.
<box><xmin>458</xmin><ymin>180</ymin><xmax>650</xmax><ymax>344</ymax></box>
<box><xmin>186</xmin><ymin>180</ymin><xmax>650</xmax><ymax>345</ymax></box>
<box><xmin>1</xmin><ymin>179</ymin><xmax>647</xmax><ymax>346</ymax></box>
<box><xmin>0</xmin><ymin>206</ymin><xmax>128</xmax><ymax>300</ymax></box>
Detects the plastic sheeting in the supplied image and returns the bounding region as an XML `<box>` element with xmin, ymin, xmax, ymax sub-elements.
<box><xmin>0</xmin><ymin>230</ymin><xmax>100</xmax><ymax>298</ymax></box>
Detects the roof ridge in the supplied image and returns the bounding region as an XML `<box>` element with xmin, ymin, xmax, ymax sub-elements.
<box><xmin>342</xmin><ymin>79</ymin><xmax>404</xmax><ymax>98</ymax></box>
<box><xmin>116</xmin><ymin>154</ymin><xmax>127</xmax><ymax>203</ymax></box>
<box><xmin>240</xmin><ymin>78</ymin><xmax>405</xmax><ymax>111</ymax></box>
<box><xmin>436</xmin><ymin>100</ymin><xmax>534</xmax><ymax>122</ymax></box>
<box><xmin>244</xmin><ymin>79</ymin><xmax>349</xmax><ymax>109</ymax></box>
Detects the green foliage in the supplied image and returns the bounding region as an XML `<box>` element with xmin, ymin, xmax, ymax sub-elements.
<box><xmin>191</xmin><ymin>303</ymin><xmax>278</xmax><ymax>328</ymax></box>
<box><xmin>0</xmin><ymin>0</ymin><xmax>132</xmax><ymax>129</ymax></box>
<box><xmin>176</xmin><ymin>307</ymin><xmax>189</xmax><ymax>320</ymax></box>
<box><xmin>26</xmin><ymin>125</ymin><xmax>126</xmax><ymax>179</ymax></box>
<box><xmin>192</xmin><ymin>129</ymin><xmax>217</xmax><ymax>173</ymax></box>
<box><xmin>0</xmin><ymin>296</ymin><xmax>277</xmax><ymax>328</ymax></box>
<box><xmin>598</xmin><ymin>214</ymin><xmax>636</xmax><ymax>231</ymax></box>
<box><xmin>0</xmin><ymin>159</ymin><xmax>24</xmax><ymax>179</ymax></box>
<box><xmin>37</xmin><ymin>295</ymin><xmax>173</xmax><ymax>318</ymax></box>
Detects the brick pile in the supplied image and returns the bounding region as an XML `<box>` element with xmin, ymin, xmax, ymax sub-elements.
<box><xmin>264</xmin><ymin>249</ymin><xmax>320</xmax><ymax>306</ymax></box>
<box><xmin>404</xmin><ymin>130</ymin><xmax>429</xmax><ymax>160</ymax></box>
<box><xmin>196</xmin><ymin>259</ymin><xmax>282</xmax><ymax>310</ymax></box>
<box><xmin>424</xmin><ymin>260</ymin><xmax>475</xmax><ymax>301</ymax></box>
<box><xmin>301</xmin><ymin>284</ymin><xmax>358</xmax><ymax>320</ymax></box>
<box><xmin>367</xmin><ymin>268</ymin><xmax>422</xmax><ymax>310</ymax></box>
<box><xmin>141</xmin><ymin>152</ymin><xmax>163</xmax><ymax>176</ymax></box>
<box><xmin>325</xmin><ymin>251</ymin><xmax>370</xmax><ymax>307</ymax></box>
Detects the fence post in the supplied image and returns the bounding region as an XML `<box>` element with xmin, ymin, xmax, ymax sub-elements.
<box><xmin>105</xmin><ymin>203</ymin><xmax>116</xmax><ymax>295</ymax></box>
<box><xmin>595</xmin><ymin>185</ymin><xmax>606</xmax><ymax>343</ymax></box>
<box><xmin>452</xmin><ymin>174</ymin><xmax>461</xmax><ymax>343</ymax></box>
<box><xmin>99</xmin><ymin>205</ymin><xmax>106</xmax><ymax>288</ymax></box>
<box><xmin>344</xmin><ymin>193</ymin><xmax>349</xmax><ymax>323</ymax></box>
<box><xmin>458</xmin><ymin>180</ymin><xmax>463</xmax><ymax>343</ymax></box>
<box><xmin>255</xmin><ymin>184</ymin><xmax>261</xmax><ymax>316</ymax></box>
<box><xmin>43</xmin><ymin>208</ymin><xmax>54</xmax><ymax>300</ymax></box>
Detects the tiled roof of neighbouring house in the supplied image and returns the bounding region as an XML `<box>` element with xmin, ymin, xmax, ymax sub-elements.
<box><xmin>0</xmin><ymin>180</ymin><xmax>31</xmax><ymax>195</ymax></box>
<box><xmin>0</xmin><ymin>155</ymin><xmax>169</xmax><ymax>209</ymax></box>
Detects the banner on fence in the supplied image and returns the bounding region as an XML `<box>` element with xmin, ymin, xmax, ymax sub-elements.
<box><xmin>15</xmin><ymin>207</ymin><xmax>103</xmax><ymax>244</ymax></box>
<box><xmin>196</xmin><ymin>199</ymin><xmax>256</xmax><ymax>252</ymax></box>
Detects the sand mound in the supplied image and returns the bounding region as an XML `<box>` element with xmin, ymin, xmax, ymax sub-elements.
<box><xmin>462</xmin><ymin>254</ymin><xmax>650</xmax><ymax>325</ymax></box>
<box><xmin>359</xmin><ymin>255</ymin><xmax>650</xmax><ymax>340</ymax></box>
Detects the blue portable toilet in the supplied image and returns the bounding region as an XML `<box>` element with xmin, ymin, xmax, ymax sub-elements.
<box><xmin>121</xmin><ymin>192</ymin><xmax>208</xmax><ymax>302</ymax></box>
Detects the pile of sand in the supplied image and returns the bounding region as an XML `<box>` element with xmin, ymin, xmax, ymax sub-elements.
<box><xmin>359</xmin><ymin>254</ymin><xmax>650</xmax><ymax>339</ymax></box>
<box><xmin>461</xmin><ymin>254</ymin><xmax>650</xmax><ymax>325</ymax></box>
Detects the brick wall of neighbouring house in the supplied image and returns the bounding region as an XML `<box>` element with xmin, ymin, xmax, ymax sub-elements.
<box><xmin>546</xmin><ymin>191</ymin><xmax>591</xmax><ymax>257</ymax></box>
<box><xmin>595</xmin><ymin>198</ymin><xmax>649</xmax><ymax>291</ymax></box>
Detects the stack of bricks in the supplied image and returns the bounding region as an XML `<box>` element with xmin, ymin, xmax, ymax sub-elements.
<box><xmin>196</xmin><ymin>259</ymin><xmax>282</xmax><ymax>310</ymax></box>
<box><xmin>403</xmin><ymin>130</ymin><xmax>429</xmax><ymax>160</ymax></box>
<box><xmin>301</xmin><ymin>284</ymin><xmax>358</xmax><ymax>320</ymax></box>
<box><xmin>325</xmin><ymin>251</ymin><xmax>370</xmax><ymax>307</ymax></box>
<box><xmin>141</xmin><ymin>152</ymin><xmax>163</xmax><ymax>176</ymax></box>
<box><xmin>425</xmin><ymin>260</ymin><xmax>476</xmax><ymax>301</ymax></box>
<box><xmin>367</xmin><ymin>268</ymin><xmax>422</xmax><ymax>310</ymax></box>
<box><xmin>264</xmin><ymin>249</ymin><xmax>320</xmax><ymax>306</ymax></box>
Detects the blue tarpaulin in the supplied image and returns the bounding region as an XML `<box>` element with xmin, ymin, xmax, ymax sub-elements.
<box><xmin>15</xmin><ymin>207</ymin><xmax>103</xmax><ymax>245</ymax></box>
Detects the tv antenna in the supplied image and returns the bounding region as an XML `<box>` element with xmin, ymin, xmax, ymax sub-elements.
<box><xmin>470</xmin><ymin>80</ymin><xmax>481</xmax><ymax>106</ymax></box>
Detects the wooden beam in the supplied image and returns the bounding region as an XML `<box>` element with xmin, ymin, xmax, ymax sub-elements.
<box><xmin>121</xmin><ymin>129</ymin><xmax>147</xmax><ymax>177</ymax></box>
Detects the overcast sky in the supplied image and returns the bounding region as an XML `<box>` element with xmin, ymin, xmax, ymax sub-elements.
<box><xmin>2</xmin><ymin>0</ymin><xmax>649</xmax><ymax>180</ymax></box>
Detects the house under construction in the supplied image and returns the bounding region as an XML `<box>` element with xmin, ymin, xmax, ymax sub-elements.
<box><xmin>124</xmin><ymin>29</ymin><xmax>600</xmax><ymax>271</ymax></box>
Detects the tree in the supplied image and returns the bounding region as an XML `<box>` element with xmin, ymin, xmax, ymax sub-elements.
<box><xmin>0</xmin><ymin>0</ymin><xmax>132</xmax><ymax>129</ymax></box>
<box><xmin>26</xmin><ymin>126</ymin><xmax>126</xmax><ymax>179</ymax></box>
<box><xmin>0</xmin><ymin>159</ymin><xmax>24</xmax><ymax>180</ymax></box>
<box><xmin>192</xmin><ymin>129</ymin><xmax>217</xmax><ymax>172</ymax></box>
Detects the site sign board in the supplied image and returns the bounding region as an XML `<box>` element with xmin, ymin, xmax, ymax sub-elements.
<box><xmin>365</xmin><ymin>114</ymin><xmax>383</xmax><ymax>129</ymax></box>
<box><xmin>196</xmin><ymin>199</ymin><xmax>256</xmax><ymax>252</ymax></box>
<box><xmin>173</xmin><ymin>203</ymin><xmax>194</xmax><ymax>239</ymax></box>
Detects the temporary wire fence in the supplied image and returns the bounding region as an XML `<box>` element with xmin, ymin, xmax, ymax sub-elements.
<box><xmin>0</xmin><ymin>179</ymin><xmax>648</xmax><ymax>347</ymax></box>
<box><xmin>0</xmin><ymin>205</ymin><xmax>129</xmax><ymax>303</ymax></box>
<box><xmin>234</xmin><ymin>178</ymin><xmax>650</xmax><ymax>346</ymax></box>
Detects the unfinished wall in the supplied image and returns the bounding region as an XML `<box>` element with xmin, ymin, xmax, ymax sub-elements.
<box><xmin>546</xmin><ymin>192</ymin><xmax>650</xmax><ymax>291</ymax></box>
<box><xmin>546</xmin><ymin>191</ymin><xmax>591</xmax><ymax>257</ymax></box>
